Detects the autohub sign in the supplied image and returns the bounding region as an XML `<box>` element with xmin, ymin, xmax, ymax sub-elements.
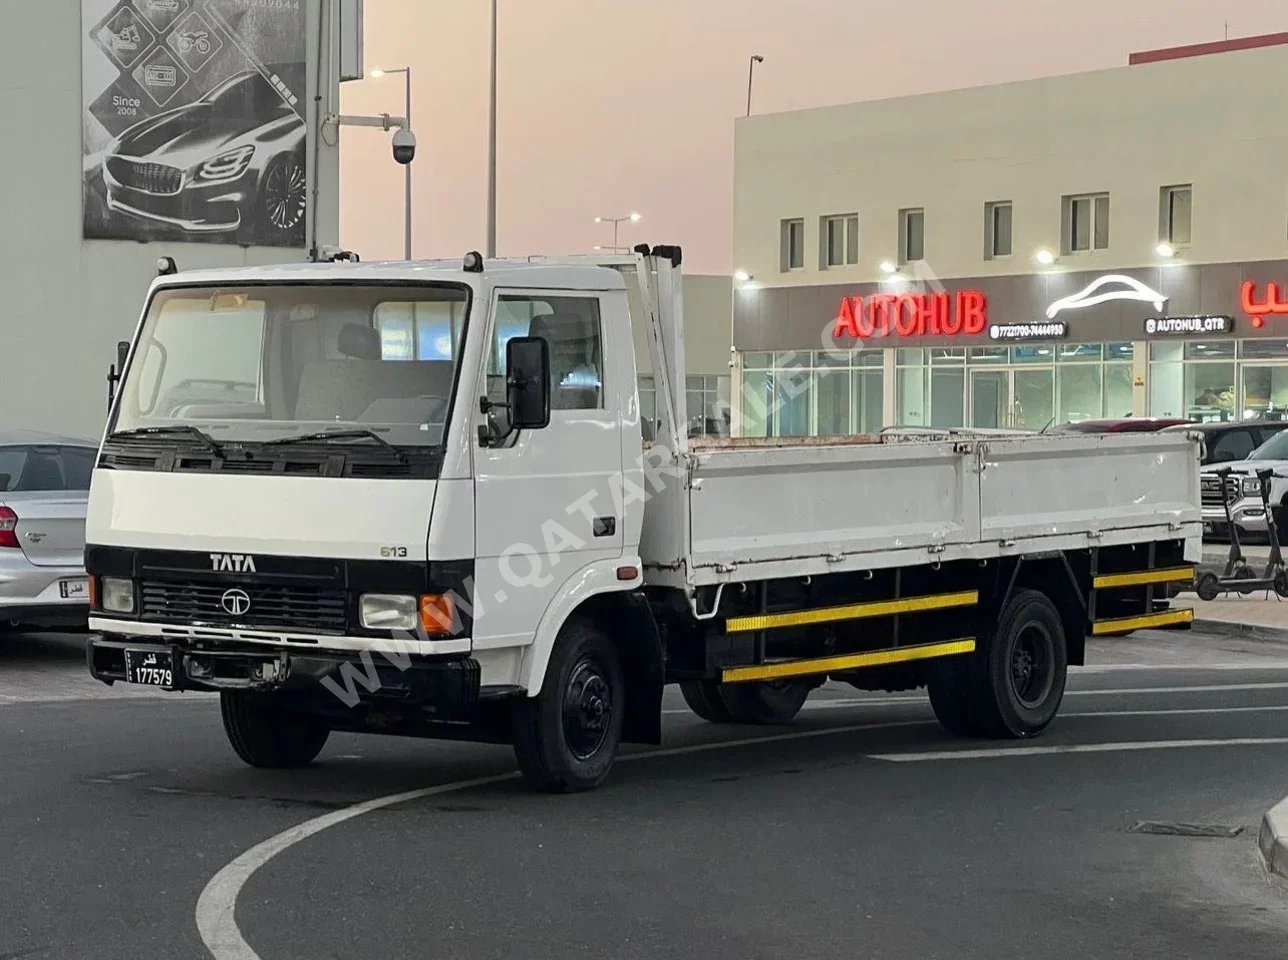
<box><xmin>832</xmin><ymin>291</ymin><xmax>988</xmax><ymax>340</ymax></box>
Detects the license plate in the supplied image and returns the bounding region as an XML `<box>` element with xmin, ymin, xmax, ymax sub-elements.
<box><xmin>60</xmin><ymin>578</ymin><xmax>89</xmax><ymax>599</ymax></box>
<box><xmin>125</xmin><ymin>649</ymin><xmax>176</xmax><ymax>688</ymax></box>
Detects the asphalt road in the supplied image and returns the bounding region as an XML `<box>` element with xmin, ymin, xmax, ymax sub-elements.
<box><xmin>3</xmin><ymin>628</ymin><xmax>1288</xmax><ymax>960</ymax></box>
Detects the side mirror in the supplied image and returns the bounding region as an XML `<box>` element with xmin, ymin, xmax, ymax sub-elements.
<box><xmin>506</xmin><ymin>336</ymin><xmax>550</xmax><ymax>430</ymax></box>
<box><xmin>107</xmin><ymin>340</ymin><xmax>131</xmax><ymax>411</ymax></box>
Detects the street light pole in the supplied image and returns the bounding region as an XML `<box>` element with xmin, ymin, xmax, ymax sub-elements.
<box><xmin>371</xmin><ymin>66</ymin><xmax>413</xmax><ymax>260</ymax></box>
<box><xmin>487</xmin><ymin>0</ymin><xmax>498</xmax><ymax>258</ymax></box>
<box><xmin>595</xmin><ymin>213</ymin><xmax>641</xmax><ymax>254</ymax></box>
<box><xmin>746</xmin><ymin>54</ymin><xmax>764</xmax><ymax>118</ymax></box>
<box><xmin>403</xmin><ymin>68</ymin><xmax>412</xmax><ymax>260</ymax></box>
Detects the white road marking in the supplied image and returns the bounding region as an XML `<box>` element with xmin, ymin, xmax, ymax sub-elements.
<box><xmin>661</xmin><ymin>681</ymin><xmax>1288</xmax><ymax>716</ymax></box>
<box><xmin>868</xmin><ymin>737</ymin><xmax>1288</xmax><ymax>763</ymax></box>
<box><xmin>195</xmin><ymin>717</ymin><xmax>933</xmax><ymax>960</ymax></box>
<box><xmin>193</xmin><ymin>689</ymin><xmax>1288</xmax><ymax>960</ymax></box>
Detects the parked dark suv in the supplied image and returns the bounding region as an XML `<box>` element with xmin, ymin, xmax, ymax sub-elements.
<box><xmin>1161</xmin><ymin>420</ymin><xmax>1288</xmax><ymax>466</ymax></box>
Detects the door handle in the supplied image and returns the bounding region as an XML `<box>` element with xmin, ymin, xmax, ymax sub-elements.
<box><xmin>593</xmin><ymin>517</ymin><xmax>616</xmax><ymax>538</ymax></box>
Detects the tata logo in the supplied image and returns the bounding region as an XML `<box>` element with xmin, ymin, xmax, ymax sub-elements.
<box><xmin>211</xmin><ymin>553</ymin><xmax>257</xmax><ymax>573</ymax></box>
<box><xmin>220</xmin><ymin>589</ymin><xmax>252</xmax><ymax>617</ymax></box>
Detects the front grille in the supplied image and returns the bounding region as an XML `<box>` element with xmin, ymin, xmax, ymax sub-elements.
<box><xmin>106</xmin><ymin>156</ymin><xmax>184</xmax><ymax>196</ymax></box>
<box><xmin>139</xmin><ymin>580</ymin><xmax>348</xmax><ymax>634</ymax></box>
<box><xmin>1201</xmin><ymin>476</ymin><xmax>1240</xmax><ymax>507</ymax></box>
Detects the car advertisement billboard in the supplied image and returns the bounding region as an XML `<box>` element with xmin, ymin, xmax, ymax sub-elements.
<box><xmin>81</xmin><ymin>0</ymin><xmax>308</xmax><ymax>248</ymax></box>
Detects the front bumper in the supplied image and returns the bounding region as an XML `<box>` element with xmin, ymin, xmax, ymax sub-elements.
<box><xmin>1202</xmin><ymin>498</ymin><xmax>1269</xmax><ymax>534</ymax></box>
<box><xmin>87</xmin><ymin>634</ymin><xmax>481</xmax><ymax>704</ymax></box>
<box><xmin>103</xmin><ymin>162</ymin><xmax>250</xmax><ymax>233</ymax></box>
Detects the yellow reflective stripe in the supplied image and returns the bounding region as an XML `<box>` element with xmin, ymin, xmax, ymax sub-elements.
<box><xmin>725</xmin><ymin>590</ymin><xmax>978</xmax><ymax>634</ymax></box>
<box><xmin>721</xmin><ymin>639</ymin><xmax>977</xmax><ymax>684</ymax></box>
<box><xmin>1093</xmin><ymin>567</ymin><xmax>1195</xmax><ymax>590</ymax></box>
<box><xmin>1092</xmin><ymin>608</ymin><xmax>1194</xmax><ymax>635</ymax></box>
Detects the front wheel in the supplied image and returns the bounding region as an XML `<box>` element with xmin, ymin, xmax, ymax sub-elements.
<box><xmin>512</xmin><ymin>617</ymin><xmax>624</xmax><ymax>793</ymax></box>
<box><xmin>220</xmin><ymin>691</ymin><xmax>330</xmax><ymax>768</ymax></box>
<box><xmin>1195</xmin><ymin>571</ymin><xmax>1222</xmax><ymax>602</ymax></box>
<box><xmin>259</xmin><ymin>153</ymin><xmax>307</xmax><ymax>238</ymax></box>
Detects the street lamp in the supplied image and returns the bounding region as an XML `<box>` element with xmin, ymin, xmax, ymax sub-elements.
<box><xmin>595</xmin><ymin>212</ymin><xmax>642</xmax><ymax>253</ymax></box>
<box><xmin>370</xmin><ymin>66</ymin><xmax>413</xmax><ymax>260</ymax></box>
<box><xmin>746</xmin><ymin>54</ymin><xmax>764</xmax><ymax>117</ymax></box>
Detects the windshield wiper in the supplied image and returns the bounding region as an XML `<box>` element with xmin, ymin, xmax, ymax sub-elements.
<box><xmin>112</xmin><ymin>425</ymin><xmax>225</xmax><ymax>458</ymax></box>
<box><xmin>264</xmin><ymin>429</ymin><xmax>408</xmax><ymax>464</ymax></box>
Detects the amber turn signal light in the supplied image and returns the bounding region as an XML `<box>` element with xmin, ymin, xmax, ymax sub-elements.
<box><xmin>419</xmin><ymin>594</ymin><xmax>456</xmax><ymax>636</ymax></box>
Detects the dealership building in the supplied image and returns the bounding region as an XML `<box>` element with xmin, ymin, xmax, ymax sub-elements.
<box><xmin>729</xmin><ymin>33</ymin><xmax>1288</xmax><ymax>438</ymax></box>
<box><xmin>1</xmin><ymin>0</ymin><xmax>354</xmax><ymax>439</ymax></box>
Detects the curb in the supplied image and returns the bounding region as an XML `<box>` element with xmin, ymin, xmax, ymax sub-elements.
<box><xmin>1192</xmin><ymin>618</ymin><xmax>1288</xmax><ymax>642</ymax></box>
<box><xmin>1259</xmin><ymin>797</ymin><xmax>1288</xmax><ymax>881</ymax></box>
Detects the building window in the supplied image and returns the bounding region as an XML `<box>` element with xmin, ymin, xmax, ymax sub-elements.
<box><xmin>899</xmin><ymin>208</ymin><xmax>925</xmax><ymax>264</ymax></box>
<box><xmin>1160</xmin><ymin>185</ymin><xmax>1192</xmax><ymax>247</ymax></box>
<box><xmin>821</xmin><ymin>214</ymin><xmax>859</xmax><ymax>268</ymax></box>
<box><xmin>1063</xmin><ymin>193</ymin><xmax>1109</xmax><ymax>253</ymax></box>
<box><xmin>1149</xmin><ymin>341</ymin><xmax>1235</xmax><ymax>422</ymax></box>
<box><xmin>780</xmin><ymin>218</ymin><xmax>805</xmax><ymax>271</ymax></box>
<box><xmin>738</xmin><ymin>350</ymin><xmax>882</xmax><ymax>438</ymax></box>
<box><xmin>686</xmin><ymin>375</ymin><xmax>731</xmax><ymax>437</ymax></box>
<box><xmin>985</xmin><ymin>201</ymin><xmax>1012</xmax><ymax>259</ymax></box>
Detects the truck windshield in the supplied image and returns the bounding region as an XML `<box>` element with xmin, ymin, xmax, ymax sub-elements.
<box><xmin>111</xmin><ymin>283</ymin><xmax>470</xmax><ymax>448</ymax></box>
<box><xmin>1250</xmin><ymin>430</ymin><xmax>1288</xmax><ymax>461</ymax></box>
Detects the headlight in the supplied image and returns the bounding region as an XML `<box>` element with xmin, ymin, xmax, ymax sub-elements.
<box><xmin>1243</xmin><ymin>476</ymin><xmax>1265</xmax><ymax>495</ymax></box>
<box><xmin>196</xmin><ymin>145</ymin><xmax>255</xmax><ymax>183</ymax></box>
<box><xmin>359</xmin><ymin>594</ymin><xmax>418</xmax><ymax>630</ymax></box>
<box><xmin>101</xmin><ymin>577</ymin><xmax>135</xmax><ymax>614</ymax></box>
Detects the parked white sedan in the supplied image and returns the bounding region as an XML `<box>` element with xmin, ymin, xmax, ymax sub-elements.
<box><xmin>0</xmin><ymin>430</ymin><xmax>98</xmax><ymax>633</ymax></box>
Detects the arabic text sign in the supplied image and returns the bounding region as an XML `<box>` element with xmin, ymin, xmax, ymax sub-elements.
<box><xmin>1241</xmin><ymin>282</ymin><xmax>1288</xmax><ymax>328</ymax></box>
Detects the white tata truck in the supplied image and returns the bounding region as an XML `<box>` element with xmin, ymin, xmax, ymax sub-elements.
<box><xmin>86</xmin><ymin>247</ymin><xmax>1203</xmax><ymax>791</ymax></box>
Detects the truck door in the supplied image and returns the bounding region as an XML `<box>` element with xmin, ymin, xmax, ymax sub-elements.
<box><xmin>472</xmin><ymin>290</ymin><xmax>624</xmax><ymax>653</ymax></box>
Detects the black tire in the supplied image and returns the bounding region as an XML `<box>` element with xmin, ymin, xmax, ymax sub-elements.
<box><xmin>680</xmin><ymin>680</ymin><xmax>736</xmax><ymax>723</ymax></box>
<box><xmin>259</xmin><ymin>152</ymin><xmax>308</xmax><ymax>238</ymax></box>
<box><xmin>512</xmin><ymin>617</ymin><xmax>624</xmax><ymax>793</ymax></box>
<box><xmin>969</xmin><ymin>589</ymin><xmax>1068</xmax><ymax>739</ymax></box>
<box><xmin>1276</xmin><ymin>570</ymin><xmax>1288</xmax><ymax>600</ymax></box>
<box><xmin>220</xmin><ymin>691</ymin><xmax>330</xmax><ymax>769</ymax></box>
<box><xmin>715</xmin><ymin>678</ymin><xmax>812</xmax><ymax>725</ymax></box>
<box><xmin>1196</xmin><ymin>571</ymin><xmax>1222</xmax><ymax>602</ymax></box>
<box><xmin>927</xmin><ymin>660</ymin><xmax>980</xmax><ymax>737</ymax></box>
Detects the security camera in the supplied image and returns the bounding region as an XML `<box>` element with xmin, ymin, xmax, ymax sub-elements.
<box><xmin>392</xmin><ymin>128</ymin><xmax>417</xmax><ymax>165</ymax></box>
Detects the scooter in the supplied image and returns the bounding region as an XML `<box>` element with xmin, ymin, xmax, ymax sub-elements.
<box><xmin>1195</xmin><ymin>466</ymin><xmax>1288</xmax><ymax>600</ymax></box>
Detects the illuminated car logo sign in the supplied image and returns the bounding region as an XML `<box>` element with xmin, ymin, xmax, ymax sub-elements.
<box><xmin>220</xmin><ymin>589</ymin><xmax>252</xmax><ymax>617</ymax></box>
<box><xmin>1046</xmin><ymin>275</ymin><xmax>1168</xmax><ymax>319</ymax></box>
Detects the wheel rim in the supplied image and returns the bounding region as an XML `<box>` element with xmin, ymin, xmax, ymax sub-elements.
<box><xmin>264</xmin><ymin>158</ymin><xmax>307</xmax><ymax>230</ymax></box>
<box><xmin>1008</xmin><ymin>623</ymin><xmax>1055</xmax><ymax>709</ymax></box>
<box><xmin>561</xmin><ymin>657</ymin><xmax>613</xmax><ymax>761</ymax></box>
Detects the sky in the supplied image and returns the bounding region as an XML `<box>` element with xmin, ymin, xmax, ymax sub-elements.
<box><xmin>338</xmin><ymin>0</ymin><xmax>1288</xmax><ymax>274</ymax></box>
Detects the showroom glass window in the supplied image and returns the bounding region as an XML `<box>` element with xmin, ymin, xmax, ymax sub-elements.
<box><xmin>740</xmin><ymin>350</ymin><xmax>883</xmax><ymax>437</ymax></box>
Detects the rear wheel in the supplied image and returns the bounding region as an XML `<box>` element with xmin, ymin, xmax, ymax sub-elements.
<box><xmin>220</xmin><ymin>692</ymin><xmax>330</xmax><ymax>768</ymax></box>
<box><xmin>680</xmin><ymin>680</ymin><xmax>736</xmax><ymax>723</ymax></box>
<box><xmin>716</xmin><ymin>678</ymin><xmax>812</xmax><ymax>725</ymax></box>
<box><xmin>512</xmin><ymin>617</ymin><xmax>624</xmax><ymax>793</ymax></box>
<box><xmin>1195</xmin><ymin>571</ymin><xmax>1222</xmax><ymax>602</ymax></box>
<box><xmin>932</xmin><ymin>589</ymin><xmax>1068</xmax><ymax>740</ymax></box>
<box><xmin>974</xmin><ymin>590</ymin><xmax>1068</xmax><ymax>738</ymax></box>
